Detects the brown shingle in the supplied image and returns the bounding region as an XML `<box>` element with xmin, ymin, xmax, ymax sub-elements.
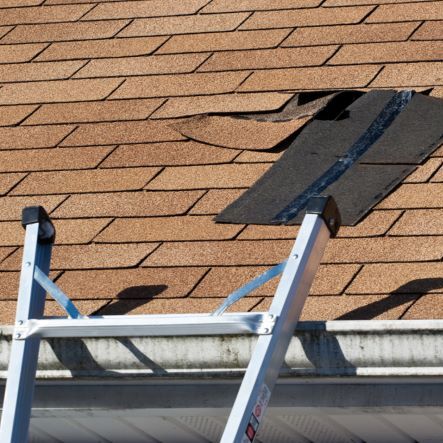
<box><xmin>431</xmin><ymin>142</ymin><xmax>443</xmax><ymax>154</ymax></box>
<box><xmin>430</xmin><ymin>163</ymin><xmax>443</xmax><ymax>181</ymax></box>
<box><xmin>0</xmin><ymin>26</ymin><xmax>13</xmax><ymax>38</ymax></box>
<box><xmin>0</xmin><ymin>125</ymin><xmax>74</xmax><ymax>150</ymax></box>
<box><xmin>324</xmin><ymin>0</ymin><xmax>434</xmax><ymax>4</ymax></box>
<box><xmin>238</xmin><ymin>224</ymin><xmax>299</xmax><ymax>240</ymax></box>
<box><xmin>282</xmin><ymin>23</ymin><xmax>419</xmax><ymax>47</ymax></box>
<box><xmin>254</xmin><ymin>295</ymin><xmax>415</xmax><ymax>320</ymax></box>
<box><xmin>404</xmin><ymin>158</ymin><xmax>443</xmax><ymax>183</ymax></box>
<box><xmin>118</xmin><ymin>13</ymin><xmax>250</xmax><ymax>37</ymax></box>
<box><xmin>11</xmin><ymin>168</ymin><xmax>161</xmax><ymax>195</ymax></box>
<box><xmin>239</xmin><ymin>65</ymin><xmax>381</xmax><ymax>91</ymax></box>
<box><xmin>0</xmin><ymin>195</ymin><xmax>66</xmax><ymax>221</ymax></box>
<box><xmin>172</xmin><ymin>115</ymin><xmax>310</xmax><ymax>150</ymax></box>
<box><xmin>73</xmin><ymin>53</ymin><xmax>210</xmax><ymax>78</ymax></box>
<box><xmin>0</xmin><ymin>1</ymin><xmax>44</xmax><ymax>7</ymax></box>
<box><xmin>35</xmin><ymin>36</ymin><xmax>168</xmax><ymax>61</ymax></box>
<box><xmin>0</xmin><ymin>247</ymin><xmax>16</xmax><ymax>264</ymax></box>
<box><xmin>202</xmin><ymin>0</ymin><xmax>322</xmax><ymax>13</ymax></box>
<box><xmin>61</xmin><ymin>121</ymin><xmax>182</xmax><ymax>147</ymax></box>
<box><xmin>388</xmin><ymin>209</ymin><xmax>443</xmax><ymax>236</ymax></box>
<box><xmin>52</xmin><ymin>190</ymin><xmax>204</xmax><ymax>218</ymax></box>
<box><xmin>189</xmin><ymin>189</ymin><xmax>246</xmax><ymax>215</ymax></box>
<box><xmin>1</xmin><ymin>243</ymin><xmax>159</xmax><ymax>271</ymax></box>
<box><xmin>0</xmin><ymin>272</ymin><xmax>63</xmax><ymax>300</ymax></box>
<box><xmin>101</xmin><ymin>141</ymin><xmax>237</xmax><ymax>168</ymax></box>
<box><xmin>0</xmin><ymin>60</ymin><xmax>86</xmax><ymax>83</ymax></box>
<box><xmin>45</xmin><ymin>299</ymin><xmax>109</xmax><ymax>317</ymax></box>
<box><xmin>1</xmin><ymin>20</ymin><xmax>129</xmax><ymax>44</ymax></box>
<box><xmin>143</xmin><ymin>239</ymin><xmax>292</xmax><ymax>267</ymax></box>
<box><xmin>372</xmin><ymin>62</ymin><xmax>443</xmax><ymax>87</ymax></box>
<box><xmin>0</xmin><ymin>299</ymin><xmax>109</xmax><ymax>324</ymax></box>
<box><xmin>324</xmin><ymin>237</ymin><xmax>443</xmax><ymax>263</ymax></box>
<box><xmin>367</xmin><ymin>2</ymin><xmax>443</xmax><ymax>22</ymax></box>
<box><xmin>0</xmin><ymin>218</ymin><xmax>110</xmax><ymax>246</ymax></box>
<box><xmin>0</xmin><ymin>78</ymin><xmax>123</xmax><ymax>105</ymax></box>
<box><xmin>412</xmin><ymin>21</ymin><xmax>443</xmax><ymax>40</ymax></box>
<box><xmin>378</xmin><ymin>183</ymin><xmax>443</xmax><ymax>209</ymax></box>
<box><xmin>0</xmin><ymin>105</ymin><xmax>38</xmax><ymax>126</ymax></box>
<box><xmin>191</xmin><ymin>264</ymin><xmax>360</xmax><ymax>297</ymax></box>
<box><xmin>234</xmin><ymin>150</ymin><xmax>283</xmax><ymax>163</ymax></box>
<box><xmin>0</xmin><ymin>146</ymin><xmax>112</xmax><ymax>173</ymax></box>
<box><xmin>337</xmin><ymin>210</ymin><xmax>402</xmax><ymax>237</ymax></box>
<box><xmin>110</xmin><ymin>72</ymin><xmax>250</xmax><ymax>99</ymax></box>
<box><xmin>0</xmin><ymin>4</ymin><xmax>93</xmax><ymax>26</ymax></box>
<box><xmin>97</xmin><ymin>216</ymin><xmax>243</xmax><ymax>242</ymax></box>
<box><xmin>240</xmin><ymin>6</ymin><xmax>374</xmax><ymax>29</ymax></box>
<box><xmin>0</xmin><ymin>43</ymin><xmax>47</xmax><ymax>63</ymax></box>
<box><xmin>83</xmin><ymin>0</ymin><xmax>208</xmax><ymax>20</ymax></box>
<box><xmin>348</xmin><ymin>262</ymin><xmax>443</xmax><ymax>295</ymax></box>
<box><xmin>200</xmin><ymin>46</ymin><xmax>337</xmax><ymax>71</ymax></box>
<box><xmin>402</xmin><ymin>295</ymin><xmax>443</xmax><ymax>319</ymax></box>
<box><xmin>146</xmin><ymin>163</ymin><xmax>270</xmax><ymax>190</ymax></box>
<box><xmin>152</xmin><ymin>92</ymin><xmax>293</xmax><ymax>119</ymax></box>
<box><xmin>329</xmin><ymin>41</ymin><xmax>443</xmax><ymax>65</ymax></box>
<box><xmin>0</xmin><ymin>173</ymin><xmax>26</xmax><ymax>195</ymax></box>
<box><xmin>98</xmin><ymin>296</ymin><xmax>261</xmax><ymax>315</ymax></box>
<box><xmin>56</xmin><ymin>267</ymin><xmax>209</xmax><ymax>299</ymax></box>
<box><xmin>157</xmin><ymin>29</ymin><xmax>291</xmax><ymax>54</ymax></box>
<box><xmin>23</xmin><ymin>99</ymin><xmax>164</xmax><ymax>125</ymax></box>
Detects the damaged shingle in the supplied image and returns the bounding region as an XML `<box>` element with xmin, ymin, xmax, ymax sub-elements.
<box><xmin>216</xmin><ymin>90</ymin><xmax>443</xmax><ymax>225</ymax></box>
<box><xmin>170</xmin><ymin>91</ymin><xmax>355</xmax><ymax>150</ymax></box>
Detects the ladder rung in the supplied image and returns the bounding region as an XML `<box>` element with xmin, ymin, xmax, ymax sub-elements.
<box><xmin>14</xmin><ymin>313</ymin><xmax>276</xmax><ymax>339</ymax></box>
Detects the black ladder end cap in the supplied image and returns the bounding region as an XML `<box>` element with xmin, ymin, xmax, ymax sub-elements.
<box><xmin>306</xmin><ymin>196</ymin><xmax>341</xmax><ymax>237</ymax></box>
<box><xmin>21</xmin><ymin>206</ymin><xmax>56</xmax><ymax>244</ymax></box>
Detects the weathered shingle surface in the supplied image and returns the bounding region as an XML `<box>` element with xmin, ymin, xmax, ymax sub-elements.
<box><xmin>0</xmin><ymin>0</ymin><xmax>442</xmax><ymax>323</ymax></box>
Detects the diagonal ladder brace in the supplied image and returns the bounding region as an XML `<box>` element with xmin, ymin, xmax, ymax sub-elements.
<box><xmin>0</xmin><ymin>196</ymin><xmax>340</xmax><ymax>443</ymax></box>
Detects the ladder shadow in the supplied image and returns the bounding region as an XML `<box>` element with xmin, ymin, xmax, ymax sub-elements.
<box><xmin>336</xmin><ymin>277</ymin><xmax>443</xmax><ymax>320</ymax></box>
<box><xmin>45</xmin><ymin>285</ymin><xmax>169</xmax><ymax>376</ymax></box>
<box><xmin>291</xmin><ymin>277</ymin><xmax>443</xmax><ymax>375</ymax></box>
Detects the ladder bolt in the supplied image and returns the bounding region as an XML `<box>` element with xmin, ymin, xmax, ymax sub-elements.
<box><xmin>14</xmin><ymin>333</ymin><xmax>21</xmax><ymax>339</ymax></box>
<box><xmin>292</xmin><ymin>253</ymin><xmax>299</xmax><ymax>259</ymax></box>
<box><xmin>17</xmin><ymin>320</ymin><xmax>23</xmax><ymax>325</ymax></box>
<box><xmin>25</xmin><ymin>261</ymin><xmax>31</xmax><ymax>267</ymax></box>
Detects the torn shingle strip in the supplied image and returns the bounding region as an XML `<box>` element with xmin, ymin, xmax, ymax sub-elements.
<box><xmin>216</xmin><ymin>90</ymin><xmax>443</xmax><ymax>226</ymax></box>
<box><xmin>170</xmin><ymin>91</ymin><xmax>349</xmax><ymax>150</ymax></box>
<box><xmin>171</xmin><ymin>114</ymin><xmax>311</xmax><ymax>150</ymax></box>
<box><xmin>274</xmin><ymin>90</ymin><xmax>413</xmax><ymax>224</ymax></box>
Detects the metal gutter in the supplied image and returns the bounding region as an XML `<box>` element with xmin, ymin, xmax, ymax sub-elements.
<box><xmin>2</xmin><ymin>319</ymin><xmax>443</xmax><ymax>442</ymax></box>
<box><xmin>1</xmin><ymin>319</ymin><xmax>443</xmax><ymax>379</ymax></box>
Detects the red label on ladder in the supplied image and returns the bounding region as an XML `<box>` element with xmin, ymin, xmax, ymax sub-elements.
<box><xmin>242</xmin><ymin>383</ymin><xmax>271</xmax><ymax>442</ymax></box>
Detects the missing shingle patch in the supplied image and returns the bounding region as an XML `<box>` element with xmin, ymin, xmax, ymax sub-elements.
<box><xmin>216</xmin><ymin>90</ymin><xmax>443</xmax><ymax>226</ymax></box>
<box><xmin>170</xmin><ymin>91</ymin><xmax>356</xmax><ymax>151</ymax></box>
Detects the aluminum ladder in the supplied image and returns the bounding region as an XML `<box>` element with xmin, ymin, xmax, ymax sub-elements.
<box><xmin>0</xmin><ymin>195</ymin><xmax>341</xmax><ymax>443</ymax></box>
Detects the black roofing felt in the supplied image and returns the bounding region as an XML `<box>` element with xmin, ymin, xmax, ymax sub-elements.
<box><xmin>216</xmin><ymin>90</ymin><xmax>443</xmax><ymax>226</ymax></box>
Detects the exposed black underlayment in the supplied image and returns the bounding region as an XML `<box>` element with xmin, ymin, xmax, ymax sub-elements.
<box><xmin>216</xmin><ymin>90</ymin><xmax>443</xmax><ymax>226</ymax></box>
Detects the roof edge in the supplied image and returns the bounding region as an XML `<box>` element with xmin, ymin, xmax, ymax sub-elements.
<box><xmin>1</xmin><ymin>320</ymin><xmax>442</xmax><ymax>379</ymax></box>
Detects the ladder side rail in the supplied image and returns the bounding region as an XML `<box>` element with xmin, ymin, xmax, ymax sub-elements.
<box><xmin>0</xmin><ymin>208</ymin><xmax>54</xmax><ymax>443</ymax></box>
<box><xmin>220</xmin><ymin>203</ymin><xmax>336</xmax><ymax>442</ymax></box>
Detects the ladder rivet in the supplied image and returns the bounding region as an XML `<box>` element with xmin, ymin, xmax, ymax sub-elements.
<box><xmin>292</xmin><ymin>254</ymin><xmax>299</xmax><ymax>259</ymax></box>
<box><xmin>25</xmin><ymin>262</ymin><xmax>31</xmax><ymax>267</ymax></box>
<box><xmin>17</xmin><ymin>320</ymin><xmax>23</xmax><ymax>325</ymax></box>
<box><xmin>14</xmin><ymin>333</ymin><xmax>21</xmax><ymax>339</ymax></box>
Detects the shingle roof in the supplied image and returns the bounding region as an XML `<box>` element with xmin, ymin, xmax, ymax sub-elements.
<box><xmin>0</xmin><ymin>0</ymin><xmax>442</xmax><ymax>324</ymax></box>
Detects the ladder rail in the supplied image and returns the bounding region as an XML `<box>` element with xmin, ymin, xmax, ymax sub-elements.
<box><xmin>220</xmin><ymin>212</ymin><xmax>332</xmax><ymax>443</ymax></box>
<box><xmin>0</xmin><ymin>217</ymin><xmax>53</xmax><ymax>443</ymax></box>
